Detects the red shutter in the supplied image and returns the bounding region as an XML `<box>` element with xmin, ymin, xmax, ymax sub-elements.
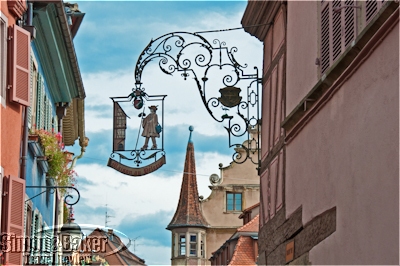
<box><xmin>9</xmin><ymin>24</ymin><xmax>31</xmax><ymax>106</ymax></box>
<box><xmin>1</xmin><ymin>175</ymin><xmax>26</xmax><ymax>265</ymax></box>
<box><xmin>7</xmin><ymin>0</ymin><xmax>27</xmax><ymax>18</ymax></box>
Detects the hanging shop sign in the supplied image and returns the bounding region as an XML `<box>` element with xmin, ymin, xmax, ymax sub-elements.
<box><xmin>107</xmin><ymin>155</ymin><xmax>166</xmax><ymax>176</ymax></box>
<box><xmin>108</xmin><ymin>94</ymin><xmax>167</xmax><ymax>176</ymax></box>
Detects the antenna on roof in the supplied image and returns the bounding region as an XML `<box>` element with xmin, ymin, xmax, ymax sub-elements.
<box><xmin>105</xmin><ymin>204</ymin><xmax>115</xmax><ymax>228</ymax></box>
<box><xmin>132</xmin><ymin>236</ymin><xmax>141</xmax><ymax>253</ymax></box>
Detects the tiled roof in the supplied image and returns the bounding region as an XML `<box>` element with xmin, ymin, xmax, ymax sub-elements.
<box><xmin>238</xmin><ymin>202</ymin><xmax>260</xmax><ymax>218</ymax></box>
<box><xmin>167</xmin><ymin>132</ymin><xmax>208</xmax><ymax>229</ymax></box>
<box><xmin>228</xmin><ymin>236</ymin><xmax>256</xmax><ymax>265</ymax></box>
<box><xmin>80</xmin><ymin>229</ymin><xmax>146</xmax><ymax>265</ymax></box>
<box><xmin>237</xmin><ymin>214</ymin><xmax>259</xmax><ymax>233</ymax></box>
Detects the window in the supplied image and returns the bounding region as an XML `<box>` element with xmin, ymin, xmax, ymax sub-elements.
<box><xmin>36</xmin><ymin>74</ymin><xmax>45</xmax><ymax>129</ymax></box>
<box><xmin>200</xmin><ymin>234</ymin><xmax>205</xmax><ymax>258</ymax></box>
<box><xmin>0</xmin><ymin>12</ymin><xmax>7</xmax><ymax>107</ymax></box>
<box><xmin>226</xmin><ymin>192</ymin><xmax>242</xmax><ymax>211</ymax></box>
<box><xmin>28</xmin><ymin>55</ymin><xmax>38</xmax><ymax>129</ymax></box>
<box><xmin>189</xmin><ymin>234</ymin><xmax>197</xmax><ymax>256</ymax></box>
<box><xmin>365</xmin><ymin>0</ymin><xmax>386</xmax><ymax>24</ymax></box>
<box><xmin>179</xmin><ymin>235</ymin><xmax>186</xmax><ymax>256</ymax></box>
<box><xmin>320</xmin><ymin>0</ymin><xmax>357</xmax><ymax>74</ymax></box>
<box><xmin>320</xmin><ymin>0</ymin><xmax>389</xmax><ymax>75</ymax></box>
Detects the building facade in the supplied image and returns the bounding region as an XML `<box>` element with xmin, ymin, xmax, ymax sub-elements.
<box><xmin>1</xmin><ymin>1</ymin><xmax>87</xmax><ymax>265</ymax></box>
<box><xmin>210</xmin><ymin>203</ymin><xmax>259</xmax><ymax>265</ymax></box>
<box><xmin>242</xmin><ymin>0</ymin><xmax>399</xmax><ymax>264</ymax></box>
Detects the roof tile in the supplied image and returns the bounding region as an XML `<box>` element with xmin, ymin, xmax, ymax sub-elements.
<box><xmin>167</xmin><ymin>138</ymin><xmax>208</xmax><ymax>229</ymax></box>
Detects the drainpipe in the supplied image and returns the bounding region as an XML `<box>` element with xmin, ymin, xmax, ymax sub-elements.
<box><xmin>20</xmin><ymin>107</ymin><xmax>28</xmax><ymax>180</ymax></box>
<box><xmin>69</xmin><ymin>137</ymin><xmax>89</xmax><ymax>170</ymax></box>
<box><xmin>27</xmin><ymin>3</ymin><xmax>33</xmax><ymax>26</ymax></box>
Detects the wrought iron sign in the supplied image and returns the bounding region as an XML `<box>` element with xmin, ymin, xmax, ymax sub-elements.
<box><xmin>109</xmin><ymin>31</ymin><xmax>261</xmax><ymax>175</ymax></box>
<box><xmin>108</xmin><ymin>94</ymin><xmax>167</xmax><ymax>176</ymax></box>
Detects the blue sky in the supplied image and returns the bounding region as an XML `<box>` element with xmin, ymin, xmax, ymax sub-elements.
<box><xmin>68</xmin><ymin>1</ymin><xmax>262</xmax><ymax>264</ymax></box>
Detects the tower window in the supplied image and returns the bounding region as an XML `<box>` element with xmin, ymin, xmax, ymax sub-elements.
<box><xmin>179</xmin><ymin>235</ymin><xmax>186</xmax><ymax>256</ymax></box>
<box><xmin>190</xmin><ymin>235</ymin><xmax>197</xmax><ymax>256</ymax></box>
<box><xmin>226</xmin><ymin>192</ymin><xmax>242</xmax><ymax>211</ymax></box>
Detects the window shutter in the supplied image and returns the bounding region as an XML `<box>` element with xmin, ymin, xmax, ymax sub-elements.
<box><xmin>0</xmin><ymin>15</ymin><xmax>7</xmax><ymax>105</ymax></box>
<box><xmin>48</xmin><ymin>102</ymin><xmax>53</xmax><ymax>132</ymax></box>
<box><xmin>332</xmin><ymin>0</ymin><xmax>342</xmax><ymax>61</ymax></box>
<box><xmin>27</xmin><ymin>55</ymin><xmax>34</xmax><ymax>128</ymax></box>
<box><xmin>53</xmin><ymin>115</ymin><xmax>58</xmax><ymax>133</ymax></box>
<box><xmin>44</xmin><ymin>96</ymin><xmax>49</xmax><ymax>130</ymax></box>
<box><xmin>30</xmin><ymin>212</ymin><xmax>39</xmax><ymax>264</ymax></box>
<box><xmin>2</xmin><ymin>175</ymin><xmax>26</xmax><ymax>265</ymax></box>
<box><xmin>320</xmin><ymin>1</ymin><xmax>331</xmax><ymax>74</ymax></box>
<box><xmin>36</xmin><ymin>74</ymin><xmax>45</xmax><ymax>129</ymax></box>
<box><xmin>9</xmin><ymin>25</ymin><xmax>31</xmax><ymax>106</ymax></box>
<box><xmin>366</xmin><ymin>0</ymin><xmax>385</xmax><ymax>24</ymax></box>
<box><xmin>320</xmin><ymin>0</ymin><xmax>356</xmax><ymax>74</ymax></box>
<box><xmin>344</xmin><ymin>0</ymin><xmax>356</xmax><ymax>47</ymax></box>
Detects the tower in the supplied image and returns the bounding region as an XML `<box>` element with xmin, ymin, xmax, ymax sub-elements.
<box><xmin>167</xmin><ymin>126</ymin><xmax>209</xmax><ymax>265</ymax></box>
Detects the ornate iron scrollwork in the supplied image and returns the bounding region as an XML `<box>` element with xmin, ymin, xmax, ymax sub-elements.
<box><xmin>133</xmin><ymin>32</ymin><xmax>261</xmax><ymax>167</ymax></box>
<box><xmin>26</xmin><ymin>186</ymin><xmax>80</xmax><ymax>206</ymax></box>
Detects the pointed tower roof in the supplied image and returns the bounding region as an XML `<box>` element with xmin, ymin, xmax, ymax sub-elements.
<box><xmin>167</xmin><ymin>126</ymin><xmax>208</xmax><ymax>229</ymax></box>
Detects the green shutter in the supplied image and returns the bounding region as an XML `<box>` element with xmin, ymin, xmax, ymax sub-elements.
<box><xmin>36</xmin><ymin>75</ymin><xmax>45</xmax><ymax>129</ymax></box>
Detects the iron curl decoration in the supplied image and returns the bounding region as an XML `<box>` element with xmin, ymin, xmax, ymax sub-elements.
<box><xmin>26</xmin><ymin>186</ymin><xmax>80</xmax><ymax>206</ymax></box>
<box><xmin>110</xmin><ymin>150</ymin><xmax>166</xmax><ymax>168</ymax></box>
<box><xmin>133</xmin><ymin>31</ymin><xmax>261</xmax><ymax>168</ymax></box>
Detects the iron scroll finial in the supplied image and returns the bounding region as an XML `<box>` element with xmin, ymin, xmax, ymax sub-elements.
<box><xmin>26</xmin><ymin>186</ymin><xmax>80</xmax><ymax>206</ymax></box>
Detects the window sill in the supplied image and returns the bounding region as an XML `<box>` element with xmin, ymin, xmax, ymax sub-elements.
<box><xmin>224</xmin><ymin>211</ymin><xmax>243</xmax><ymax>214</ymax></box>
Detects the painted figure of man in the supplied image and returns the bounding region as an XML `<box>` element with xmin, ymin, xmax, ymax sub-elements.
<box><xmin>141</xmin><ymin>105</ymin><xmax>159</xmax><ymax>150</ymax></box>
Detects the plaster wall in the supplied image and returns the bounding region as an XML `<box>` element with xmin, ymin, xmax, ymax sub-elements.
<box><xmin>286</xmin><ymin>1</ymin><xmax>319</xmax><ymax>114</ymax></box>
<box><xmin>220</xmin><ymin>160</ymin><xmax>259</xmax><ymax>185</ymax></box>
<box><xmin>202</xmin><ymin>185</ymin><xmax>259</xmax><ymax>226</ymax></box>
<box><xmin>0</xmin><ymin>3</ymin><xmax>22</xmax><ymax>179</ymax></box>
<box><xmin>201</xmin><ymin>155</ymin><xmax>259</xmax><ymax>226</ymax></box>
<box><xmin>206</xmin><ymin>228</ymin><xmax>236</xmax><ymax>264</ymax></box>
<box><xmin>285</xmin><ymin>22</ymin><xmax>399</xmax><ymax>265</ymax></box>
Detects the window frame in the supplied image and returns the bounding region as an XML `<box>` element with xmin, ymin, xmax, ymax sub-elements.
<box><xmin>226</xmin><ymin>192</ymin><xmax>242</xmax><ymax>212</ymax></box>
<box><xmin>178</xmin><ymin>234</ymin><xmax>186</xmax><ymax>256</ymax></box>
<box><xmin>189</xmin><ymin>234</ymin><xmax>197</xmax><ymax>257</ymax></box>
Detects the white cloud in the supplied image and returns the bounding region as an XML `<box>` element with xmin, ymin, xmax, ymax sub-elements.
<box><xmin>74</xmin><ymin>150</ymin><xmax>231</xmax><ymax>224</ymax></box>
<box><xmin>72</xmin><ymin>2</ymin><xmax>262</xmax><ymax>264</ymax></box>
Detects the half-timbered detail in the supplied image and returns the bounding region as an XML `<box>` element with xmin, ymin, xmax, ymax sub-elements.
<box><xmin>243</xmin><ymin>0</ymin><xmax>398</xmax><ymax>264</ymax></box>
<box><xmin>242</xmin><ymin>1</ymin><xmax>286</xmax><ymax>242</ymax></box>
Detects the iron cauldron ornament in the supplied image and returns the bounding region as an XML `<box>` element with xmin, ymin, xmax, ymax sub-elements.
<box><xmin>218</xmin><ymin>86</ymin><xmax>242</xmax><ymax>108</ymax></box>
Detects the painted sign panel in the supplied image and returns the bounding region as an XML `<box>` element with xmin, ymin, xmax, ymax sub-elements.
<box><xmin>107</xmin><ymin>155</ymin><xmax>166</xmax><ymax>176</ymax></box>
<box><xmin>286</xmin><ymin>240</ymin><xmax>294</xmax><ymax>263</ymax></box>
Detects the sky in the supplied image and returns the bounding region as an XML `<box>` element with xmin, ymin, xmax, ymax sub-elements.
<box><xmin>67</xmin><ymin>1</ymin><xmax>262</xmax><ymax>264</ymax></box>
